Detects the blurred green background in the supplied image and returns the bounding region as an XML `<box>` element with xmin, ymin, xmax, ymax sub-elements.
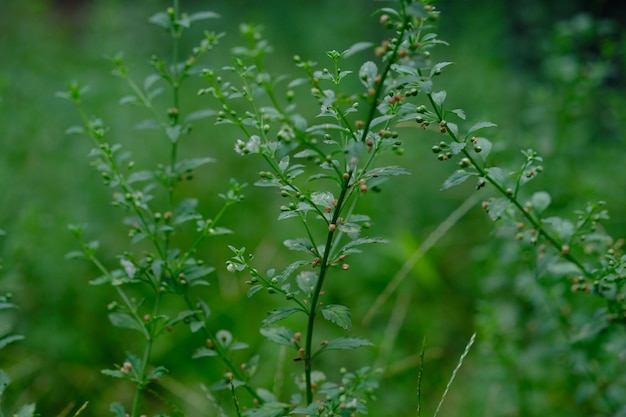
<box><xmin>1</xmin><ymin>0</ymin><xmax>626</xmax><ymax>416</ymax></box>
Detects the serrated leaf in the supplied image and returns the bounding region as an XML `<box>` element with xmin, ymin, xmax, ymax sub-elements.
<box><xmin>485</xmin><ymin>167</ymin><xmax>505</xmax><ymax>183</ymax></box>
<box><xmin>262</xmin><ymin>307</ymin><xmax>301</xmax><ymax>327</ymax></box>
<box><xmin>543</xmin><ymin>217</ymin><xmax>574</xmax><ymax>241</ymax></box>
<box><xmin>531</xmin><ymin>191</ymin><xmax>551</xmax><ymax>213</ymax></box>
<box><xmin>321</xmin><ymin>304</ymin><xmax>351</xmax><ymax>330</ymax></box>
<box><xmin>126</xmin><ymin>170</ymin><xmax>154</xmax><ymax>184</ymax></box>
<box><xmin>441</xmin><ymin>170</ymin><xmax>471</xmax><ymax>191</ymax></box>
<box><xmin>343</xmin><ymin>42</ymin><xmax>373</xmax><ymax>58</ymax></box>
<box><xmin>146</xmin><ymin>366</ymin><xmax>168</xmax><ymax>381</ymax></box>
<box><xmin>108</xmin><ymin>312</ymin><xmax>143</xmax><ymax>332</ymax></box>
<box><xmin>260</xmin><ymin>326</ymin><xmax>295</xmax><ymax>347</ymax></box>
<box><xmin>296</xmin><ymin>271</ymin><xmax>318</xmax><ymax>296</ymax></box>
<box><xmin>323</xmin><ymin>337</ymin><xmax>374</xmax><ymax>351</ymax></box>
<box><xmin>420</xmin><ymin>79</ymin><xmax>433</xmax><ymax>94</ymax></box>
<box><xmin>475</xmin><ymin>137</ymin><xmax>492</xmax><ymax>161</ymax></box>
<box><xmin>467</xmin><ymin>121</ymin><xmax>497</xmax><ymax>135</ymax></box>
<box><xmin>101</xmin><ymin>369</ymin><xmax>127</xmax><ymax>379</ymax></box>
<box><xmin>283</xmin><ymin>238</ymin><xmax>313</xmax><ymax>253</ymax></box>
<box><xmin>310</xmin><ymin>191</ymin><xmax>334</xmax><ymax>206</ymax></box>
<box><xmin>109</xmin><ymin>402</ymin><xmax>126</xmax><ymax>417</ymax></box>
<box><xmin>487</xmin><ymin>198</ymin><xmax>510</xmax><ymax>221</ymax></box>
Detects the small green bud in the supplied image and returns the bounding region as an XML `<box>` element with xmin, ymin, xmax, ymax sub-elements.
<box><xmin>459</xmin><ymin>158</ymin><xmax>471</xmax><ymax>168</ymax></box>
<box><xmin>432</xmin><ymin>145</ymin><xmax>442</xmax><ymax>154</ymax></box>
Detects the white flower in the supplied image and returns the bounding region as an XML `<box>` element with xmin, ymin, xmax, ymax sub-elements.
<box><xmin>234</xmin><ymin>139</ymin><xmax>247</xmax><ymax>155</ymax></box>
<box><xmin>246</xmin><ymin>135</ymin><xmax>261</xmax><ymax>153</ymax></box>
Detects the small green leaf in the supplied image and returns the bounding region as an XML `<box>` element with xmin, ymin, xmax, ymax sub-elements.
<box><xmin>146</xmin><ymin>366</ymin><xmax>168</xmax><ymax>381</ymax></box>
<box><xmin>247</xmin><ymin>285</ymin><xmax>264</xmax><ymax>298</ymax></box>
<box><xmin>431</xmin><ymin>90</ymin><xmax>447</xmax><ymax>107</ymax></box>
<box><xmin>192</xmin><ymin>347</ymin><xmax>218</xmax><ymax>358</ymax></box>
<box><xmin>260</xmin><ymin>326</ymin><xmax>295</xmax><ymax>347</ymax></box>
<box><xmin>108</xmin><ymin>312</ymin><xmax>143</xmax><ymax>332</ymax></box>
<box><xmin>262</xmin><ymin>307</ymin><xmax>301</xmax><ymax>327</ymax></box>
<box><xmin>449</xmin><ymin>141</ymin><xmax>465</xmax><ymax>154</ymax></box>
<box><xmin>101</xmin><ymin>369</ymin><xmax>127</xmax><ymax>379</ymax></box>
<box><xmin>166</xmin><ymin>125</ymin><xmax>182</xmax><ymax>143</ymax></box>
<box><xmin>531</xmin><ymin>191</ymin><xmax>551</xmax><ymax>213</ymax></box>
<box><xmin>321</xmin><ymin>304</ymin><xmax>351</xmax><ymax>331</ymax></box>
<box><xmin>175</xmin><ymin>157</ymin><xmax>214</xmax><ymax>173</ymax></box>
<box><xmin>323</xmin><ymin>337</ymin><xmax>374</xmax><ymax>351</ymax></box>
<box><xmin>485</xmin><ymin>167</ymin><xmax>505</xmax><ymax>183</ymax></box>
<box><xmin>243</xmin><ymin>401</ymin><xmax>290</xmax><ymax>417</ymax></box>
<box><xmin>441</xmin><ymin>170</ymin><xmax>471</xmax><ymax>191</ymax></box>
<box><xmin>467</xmin><ymin>121</ymin><xmax>497</xmax><ymax>135</ymax></box>
<box><xmin>487</xmin><ymin>198</ymin><xmax>510</xmax><ymax>221</ymax></box>
<box><xmin>296</xmin><ymin>271</ymin><xmax>318</xmax><ymax>297</ymax></box>
<box><xmin>430</xmin><ymin>62</ymin><xmax>454</xmax><ymax>77</ymax></box>
<box><xmin>283</xmin><ymin>238</ymin><xmax>313</xmax><ymax>253</ymax></box>
<box><xmin>343</xmin><ymin>42</ymin><xmax>374</xmax><ymax>58</ymax></box>
<box><xmin>189</xmin><ymin>11</ymin><xmax>220</xmax><ymax>22</ymax></box>
<box><xmin>109</xmin><ymin>402</ymin><xmax>127</xmax><ymax>417</ymax></box>
<box><xmin>310</xmin><ymin>191</ymin><xmax>335</xmax><ymax>207</ymax></box>
<box><xmin>149</xmin><ymin>12</ymin><xmax>171</xmax><ymax>30</ymax></box>
<box><xmin>338</xmin><ymin>237</ymin><xmax>388</xmax><ymax>254</ymax></box>
<box><xmin>359</xmin><ymin>61</ymin><xmax>378</xmax><ymax>87</ymax></box>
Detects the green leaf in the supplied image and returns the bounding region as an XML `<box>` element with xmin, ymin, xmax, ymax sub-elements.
<box><xmin>149</xmin><ymin>12</ymin><xmax>171</xmax><ymax>30</ymax></box>
<box><xmin>283</xmin><ymin>238</ymin><xmax>313</xmax><ymax>253</ymax></box>
<box><xmin>450</xmin><ymin>108</ymin><xmax>466</xmax><ymax>120</ymax></box>
<box><xmin>247</xmin><ymin>285</ymin><xmax>264</xmax><ymax>298</ymax></box>
<box><xmin>189</xmin><ymin>11</ymin><xmax>220</xmax><ymax>22</ymax></box>
<box><xmin>441</xmin><ymin>170</ymin><xmax>471</xmax><ymax>191</ymax></box>
<box><xmin>485</xmin><ymin>167</ymin><xmax>505</xmax><ymax>183</ymax></box>
<box><xmin>166</xmin><ymin>125</ymin><xmax>182</xmax><ymax>143</ymax></box>
<box><xmin>175</xmin><ymin>157</ymin><xmax>214</xmax><ymax>173</ymax></box>
<box><xmin>0</xmin><ymin>334</ymin><xmax>25</xmax><ymax>349</ymax></box>
<box><xmin>192</xmin><ymin>347</ymin><xmax>218</xmax><ymax>358</ymax></box>
<box><xmin>449</xmin><ymin>141</ymin><xmax>465</xmax><ymax>154</ymax></box>
<box><xmin>108</xmin><ymin>312</ymin><xmax>143</xmax><ymax>332</ymax></box>
<box><xmin>323</xmin><ymin>337</ymin><xmax>374</xmax><ymax>351</ymax></box>
<box><xmin>358</xmin><ymin>61</ymin><xmax>378</xmax><ymax>87</ymax></box>
<box><xmin>431</xmin><ymin>90</ymin><xmax>447</xmax><ymax>108</ymax></box>
<box><xmin>338</xmin><ymin>237</ymin><xmax>387</xmax><ymax>254</ymax></box>
<box><xmin>487</xmin><ymin>198</ymin><xmax>510</xmax><ymax>221</ymax></box>
<box><xmin>109</xmin><ymin>402</ymin><xmax>127</xmax><ymax>417</ymax></box>
<box><xmin>101</xmin><ymin>369</ymin><xmax>127</xmax><ymax>379</ymax></box>
<box><xmin>467</xmin><ymin>121</ymin><xmax>497</xmax><ymax>135</ymax></box>
<box><xmin>262</xmin><ymin>307</ymin><xmax>301</xmax><ymax>327</ymax></box>
<box><xmin>321</xmin><ymin>304</ymin><xmax>351</xmax><ymax>330</ymax></box>
<box><xmin>296</xmin><ymin>271</ymin><xmax>318</xmax><ymax>297</ymax></box>
<box><xmin>343</xmin><ymin>42</ymin><xmax>374</xmax><ymax>58</ymax></box>
<box><xmin>310</xmin><ymin>191</ymin><xmax>335</xmax><ymax>207</ymax></box>
<box><xmin>531</xmin><ymin>191</ymin><xmax>551</xmax><ymax>213</ymax></box>
<box><xmin>430</xmin><ymin>62</ymin><xmax>454</xmax><ymax>77</ymax></box>
<box><xmin>146</xmin><ymin>366</ymin><xmax>168</xmax><ymax>381</ymax></box>
<box><xmin>543</xmin><ymin>217</ymin><xmax>574</xmax><ymax>241</ymax></box>
<box><xmin>260</xmin><ymin>326</ymin><xmax>295</xmax><ymax>347</ymax></box>
<box><xmin>243</xmin><ymin>401</ymin><xmax>290</xmax><ymax>417</ymax></box>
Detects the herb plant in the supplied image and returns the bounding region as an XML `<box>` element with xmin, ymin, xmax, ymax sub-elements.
<box><xmin>53</xmin><ymin>0</ymin><xmax>625</xmax><ymax>416</ymax></box>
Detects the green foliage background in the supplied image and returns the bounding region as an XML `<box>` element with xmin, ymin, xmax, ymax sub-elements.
<box><xmin>1</xmin><ymin>0</ymin><xmax>625</xmax><ymax>416</ymax></box>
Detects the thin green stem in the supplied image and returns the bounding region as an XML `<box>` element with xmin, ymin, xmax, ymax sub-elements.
<box><xmin>304</xmin><ymin>176</ymin><xmax>351</xmax><ymax>404</ymax></box>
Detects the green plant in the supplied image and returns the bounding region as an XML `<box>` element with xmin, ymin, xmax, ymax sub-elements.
<box><xmin>57</xmin><ymin>0</ymin><xmax>626</xmax><ymax>416</ymax></box>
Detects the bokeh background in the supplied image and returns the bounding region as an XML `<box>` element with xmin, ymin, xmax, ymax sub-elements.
<box><xmin>1</xmin><ymin>0</ymin><xmax>626</xmax><ymax>416</ymax></box>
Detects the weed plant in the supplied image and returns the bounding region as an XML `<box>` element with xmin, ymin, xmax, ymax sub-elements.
<box><xmin>5</xmin><ymin>0</ymin><xmax>620</xmax><ymax>416</ymax></box>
